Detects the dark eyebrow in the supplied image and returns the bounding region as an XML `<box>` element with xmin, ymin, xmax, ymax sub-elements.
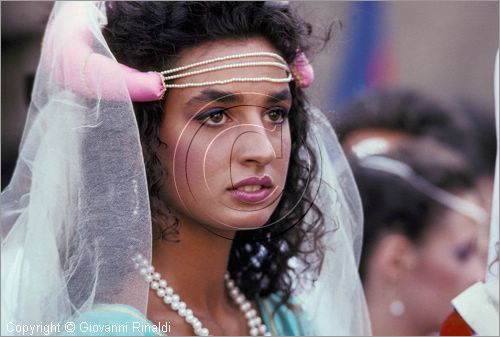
<box><xmin>266</xmin><ymin>89</ymin><xmax>292</xmax><ymax>104</ymax></box>
<box><xmin>185</xmin><ymin>88</ymin><xmax>292</xmax><ymax>107</ymax></box>
<box><xmin>186</xmin><ymin>90</ymin><xmax>241</xmax><ymax>107</ymax></box>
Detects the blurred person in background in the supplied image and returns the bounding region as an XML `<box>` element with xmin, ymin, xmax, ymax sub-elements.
<box><xmin>348</xmin><ymin>138</ymin><xmax>487</xmax><ymax>335</ymax></box>
<box><xmin>334</xmin><ymin>88</ymin><xmax>496</xmax><ymax>267</ymax></box>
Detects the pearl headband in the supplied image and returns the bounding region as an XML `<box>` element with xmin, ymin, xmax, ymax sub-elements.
<box><xmin>156</xmin><ymin>51</ymin><xmax>301</xmax><ymax>99</ymax></box>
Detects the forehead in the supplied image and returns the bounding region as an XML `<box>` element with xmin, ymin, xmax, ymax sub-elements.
<box><xmin>426</xmin><ymin>192</ymin><xmax>481</xmax><ymax>241</ymax></box>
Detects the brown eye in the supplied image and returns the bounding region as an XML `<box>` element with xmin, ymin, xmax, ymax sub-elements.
<box><xmin>209</xmin><ymin>111</ymin><xmax>225</xmax><ymax>124</ymax></box>
<box><xmin>195</xmin><ymin>108</ymin><xmax>229</xmax><ymax>126</ymax></box>
<box><xmin>266</xmin><ymin>107</ymin><xmax>288</xmax><ymax>124</ymax></box>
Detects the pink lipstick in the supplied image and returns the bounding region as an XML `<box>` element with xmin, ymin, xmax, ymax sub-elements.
<box><xmin>229</xmin><ymin>176</ymin><xmax>274</xmax><ymax>203</ymax></box>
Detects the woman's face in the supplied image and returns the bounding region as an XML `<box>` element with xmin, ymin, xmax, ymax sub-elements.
<box><xmin>401</xmin><ymin>192</ymin><xmax>486</xmax><ymax>332</ymax></box>
<box><xmin>158</xmin><ymin>37</ymin><xmax>292</xmax><ymax>233</ymax></box>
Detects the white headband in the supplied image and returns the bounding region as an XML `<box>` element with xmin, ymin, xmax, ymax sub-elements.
<box><xmin>359</xmin><ymin>155</ymin><xmax>489</xmax><ymax>225</ymax></box>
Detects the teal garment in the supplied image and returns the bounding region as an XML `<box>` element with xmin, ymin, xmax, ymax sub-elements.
<box><xmin>63</xmin><ymin>295</ymin><xmax>315</xmax><ymax>336</ymax></box>
<box><xmin>256</xmin><ymin>293</ymin><xmax>316</xmax><ymax>336</ymax></box>
<box><xmin>61</xmin><ymin>304</ymin><xmax>162</xmax><ymax>336</ymax></box>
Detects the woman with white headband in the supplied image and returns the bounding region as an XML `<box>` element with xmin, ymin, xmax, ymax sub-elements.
<box><xmin>347</xmin><ymin>137</ymin><xmax>488</xmax><ymax>336</ymax></box>
<box><xmin>1</xmin><ymin>2</ymin><xmax>369</xmax><ymax>336</ymax></box>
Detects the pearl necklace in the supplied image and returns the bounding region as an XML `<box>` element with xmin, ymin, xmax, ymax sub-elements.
<box><xmin>134</xmin><ymin>255</ymin><xmax>271</xmax><ymax>336</ymax></box>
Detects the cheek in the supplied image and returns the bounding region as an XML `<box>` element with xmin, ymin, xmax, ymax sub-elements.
<box><xmin>282</xmin><ymin>125</ymin><xmax>292</xmax><ymax>159</ymax></box>
<box><xmin>418</xmin><ymin>253</ymin><xmax>462</xmax><ymax>287</ymax></box>
<box><xmin>158</xmin><ymin>122</ymin><xmax>206</xmax><ymax>204</ymax></box>
<box><xmin>195</xmin><ymin>133</ymin><xmax>233</xmax><ymax>189</ymax></box>
<box><xmin>412</xmin><ymin>244</ymin><xmax>475</xmax><ymax>299</ymax></box>
<box><xmin>168</xmin><ymin>126</ymin><xmax>242</xmax><ymax>207</ymax></box>
<box><xmin>170</xmin><ymin>130</ymin><xmax>228</xmax><ymax>188</ymax></box>
<box><xmin>279</xmin><ymin>127</ymin><xmax>292</xmax><ymax>179</ymax></box>
<box><xmin>401</xmin><ymin>249</ymin><xmax>461</xmax><ymax>324</ymax></box>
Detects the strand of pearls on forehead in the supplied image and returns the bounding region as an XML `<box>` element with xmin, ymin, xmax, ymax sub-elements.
<box><xmin>162</xmin><ymin>61</ymin><xmax>289</xmax><ymax>81</ymax></box>
<box><xmin>158</xmin><ymin>51</ymin><xmax>291</xmax><ymax>91</ymax></box>
<box><xmin>161</xmin><ymin>51</ymin><xmax>287</xmax><ymax>75</ymax></box>
<box><xmin>133</xmin><ymin>254</ymin><xmax>271</xmax><ymax>336</ymax></box>
<box><xmin>162</xmin><ymin>74</ymin><xmax>292</xmax><ymax>89</ymax></box>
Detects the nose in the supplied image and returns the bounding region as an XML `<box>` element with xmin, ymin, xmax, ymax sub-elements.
<box><xmin>233</xmin><ymin>127</ymin><xmax>278</xmax><ymax>167</ymax></box>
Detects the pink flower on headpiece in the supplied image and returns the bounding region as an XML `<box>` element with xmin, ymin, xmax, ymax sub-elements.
<box><xmin>290</xmin><ymin>51</ymin><xmax>314</xmax><ymax>88</ymax></box>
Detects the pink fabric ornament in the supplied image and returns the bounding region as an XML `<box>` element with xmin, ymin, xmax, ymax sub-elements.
<box><xmin>290</xmin><ymin>52</ymin><xmax>314</xmax><ymax>88</ymax></box>
<box><xmin>41</xmin><ymin>3</ymin><xmax>165</xmax><ymax>102</ymax></box>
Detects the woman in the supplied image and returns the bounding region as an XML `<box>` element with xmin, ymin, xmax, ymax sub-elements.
<box><xmin>1</xmin><ymin>2</ymin><xmax>369</xmax><ymax>336</ymax></box>
<box><xmin>336</xmin><ymin>88</ymin><xmax>496</xmax><ymax>265</ymax></box>
<box><xmin>347</xmin><ymin>137</ymin><xmax>487</xmax><ymax>335</ymax></box>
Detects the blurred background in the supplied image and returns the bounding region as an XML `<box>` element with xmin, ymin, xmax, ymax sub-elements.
<box><xmin>1</xmin><ymin>1</ymin><xmax>498</xmax><ymax>188</ymax></box>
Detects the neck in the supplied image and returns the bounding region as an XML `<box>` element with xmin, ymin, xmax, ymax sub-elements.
<box><xmin>149</xmin><ymin>215</ymin><xmax>235</xmax><ymax>315</ymax></box>
<box><xmin>365</xmin><ymin>282</ymin><xmax>429</xmax><ymax>336</ymax></box>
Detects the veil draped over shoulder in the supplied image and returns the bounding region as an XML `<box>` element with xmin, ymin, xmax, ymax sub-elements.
<box><xmin>1</xmin><ymin>1</ymin><xmax>152</xmax><ymax>330</ymax></box>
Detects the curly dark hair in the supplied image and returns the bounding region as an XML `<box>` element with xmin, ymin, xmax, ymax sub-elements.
<box><xmin>349</xmin><ymin>137</ymin><xmax>478</xmax><ymax>281</ymax></box>
<box><xmin>102</xmin><ymin>1</ymin><xmax>327</xmax><ymax>308</ymax></box>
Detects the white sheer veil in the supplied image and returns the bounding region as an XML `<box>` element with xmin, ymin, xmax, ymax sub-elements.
<box><xmin>1</xmin><ymin>2</ymin><xmax>370</xmax><ymax>335</ymax></box>
<box><xmin>1</xmin><ymin>1</ymin><xmax>152</xmax><ymax>332</ymax></box>
<box><xmin>299</xmin><ymin>107</ymin><xmax>370</xmax><ymax>335</ymax></box>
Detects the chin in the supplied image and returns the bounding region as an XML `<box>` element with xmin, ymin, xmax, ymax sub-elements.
<box><xmin>210</xmin><ymin>210</ymin><xmax>274</xmax><ymax>231</ymax></box>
